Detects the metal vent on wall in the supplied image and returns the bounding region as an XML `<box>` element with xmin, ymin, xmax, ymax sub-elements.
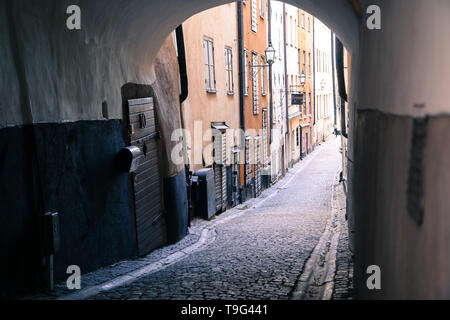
<box><xmin>407</xmin><ymin>117</ymin><xmax>428</xmax><ymax>226</ymax></box>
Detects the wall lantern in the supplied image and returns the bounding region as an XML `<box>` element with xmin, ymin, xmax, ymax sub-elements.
<box><xmin>265</xmin><ymin>42</ymin><xmax>276</xmax><ymax>66</ymax></box>
<box><xmin>300</xmin><ymin>73</ymin><xmax>306</xmax><ymax>85</ymax></box>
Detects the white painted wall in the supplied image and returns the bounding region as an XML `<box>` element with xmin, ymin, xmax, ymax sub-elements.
<box><xmin>270</xmin><ymin>1</ymin><xmax>287</xmax><ymax>178</ymax></box>
<box><xmin>314</xmin><ymin>18</ymin><xmax>333</xmax><ymax>141</ymax></box>
<box><xmin>359</xmin><ymin>0</ymin><xmax>450</xmax><ymax>117</ymax></box>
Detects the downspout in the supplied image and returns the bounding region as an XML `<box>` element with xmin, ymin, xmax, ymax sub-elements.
<box><xmin>331</xmin><ymin>32</ymin><xmax>337</xmax><ymax>132</ymax></box>
<box><xmin>238</xmin><ymin>0</ymin><xmax>246</xmax><ymax>135</ymax></box>
<box><xmin>175</xmin><ymin>25</ymin><xmax>189</xmax><ymax>164</ymax></box>
<box><xmin>176</xmin><ymin>25</ymin><xmax>189</xmax><ymax>105</ymax></box>
<box><xmin>335</xmin><ymin>37</ymin><xmax>348</xmax><ymax>138</ymax></box>
<box><xmin>300</xmin><ymin>126</ymin><xmax>303</xmax><ymax>160</ymax></box>
<box><xmin>313</xmin><ymin>19</ymin><xmax>316</xmax><ymax>127</ymax></box>
<box><xmin>283</xmin><ymin>3</ymin><xmax>289</xmax><ymax>135</ymax></box>
<box><xmin>175</xmin><ymin>24</ymin><xmax>191</xmax><ymax>226</ymax></box>
<box><xmin>268</xmin><ymin>0</ymin><xmax>273</xmax><ymax>144</ymax></box>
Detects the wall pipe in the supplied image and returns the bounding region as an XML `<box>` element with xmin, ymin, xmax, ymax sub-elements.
<box><xmin>238</xmin><ymin>0</ymin><xmax>246</xmax><ymax>135</ymax></box>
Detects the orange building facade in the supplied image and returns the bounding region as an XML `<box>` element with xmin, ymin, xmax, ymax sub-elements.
<box><xmin>297</xmin><ymin>9</ymin><xmax>314</xmax><ymax>158</ymax></box>
<box><xmin>285</xmin><ymin>5</ymin><xmax>314</xmax><ymax>166</ymax></box>
<box><xmin>182</xmin><ymin>3</ymin><xmax>241</xmax><ymax>212</ymax></box>
<box><xmin>240</xmin><ymin>0</ymin><xmax>270</xmax><ymax>199</ymax></box>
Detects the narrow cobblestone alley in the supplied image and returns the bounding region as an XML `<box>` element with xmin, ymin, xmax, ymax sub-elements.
<box><xmin>73</xmin><ymin>138</ymin><xmax>353</xmax><ymax>300</ymax></box>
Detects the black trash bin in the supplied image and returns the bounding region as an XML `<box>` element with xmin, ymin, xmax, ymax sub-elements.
<box><xmin>193</xmin><ymin>168</ymin><xmax>216</xmax><ymax>221</ymax></box>
<box><xmin>164</xmin><ymin>169</ymin><xmax>189</xmax><ymax>244</ymax></box>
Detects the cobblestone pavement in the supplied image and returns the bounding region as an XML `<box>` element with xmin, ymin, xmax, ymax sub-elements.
<box><xmin>83</xmin><ymin>138</ymin><xmax>353</xmax><ymax>300</ymax></box>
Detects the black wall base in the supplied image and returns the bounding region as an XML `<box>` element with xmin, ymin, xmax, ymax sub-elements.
<box><xmin>0</xmin><ymin>120</ymin><xmax>136</xmax><ymax>298</ymax></box>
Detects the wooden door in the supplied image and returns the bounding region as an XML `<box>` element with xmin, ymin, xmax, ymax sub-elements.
<box><xmin>127</xmin><ymin>97</ymin><xmax>165</xmax><ymax>256</ymax></box>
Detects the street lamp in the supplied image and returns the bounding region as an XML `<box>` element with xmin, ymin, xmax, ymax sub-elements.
<box><xmin>300</xmin><ymin>73</ymin><xmax>306</xmax><ymax>86</ymax></box>
<box><xmin>265</xmin><ymin>42</ymin><xmax>276</xmax><ymax>66</ymax></box>
<box><xmin>250</xmin><ymin>43</ymin><xmax>276</xmax><ymax>70</ymax></box>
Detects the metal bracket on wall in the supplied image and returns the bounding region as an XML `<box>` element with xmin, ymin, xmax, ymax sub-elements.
<box><xmin>407</xmin><ymin>117</ymin><xmax>428</xmax><ymax>226</ymax></box>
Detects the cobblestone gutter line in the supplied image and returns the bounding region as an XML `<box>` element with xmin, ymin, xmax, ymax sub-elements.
<box><xmin>332</xmin><ymin>188</ymin><xmax>354</xmax><ymax>300</ymax></box>
<box><xmin>289</xmin><ymin>172</ymin><xmax>345</xmax><ymax>300</ymax></box>
<box><xmin>43</xmin><ymin>142</ymin><xmax>328</xmax><ymax>300</ymax></box>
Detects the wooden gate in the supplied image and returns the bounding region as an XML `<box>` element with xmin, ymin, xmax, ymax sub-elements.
<box><xmin>213</xmin><ymin>131</ymin><xmax>227</xmax><ymax>213</ymax></box>
<box><xmin>127</xmin><ymin>97</ymin><xmax>165</xmax><ymax>256</ymax></box>
<box><xmin>254</xmin><ymin>136</ymin><xmax>262</xmax><ymax>197</ymax></box>
<box><xmin>231</xmin><ymin>147</ymin><xmax>241</xmax><ymax>207</ymax></box>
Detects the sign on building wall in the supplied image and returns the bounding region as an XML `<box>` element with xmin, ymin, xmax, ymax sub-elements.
<box><xmin>291</xmin><ymin>93</ymin><xmax>304</xmax><ymax>105</ymax></box>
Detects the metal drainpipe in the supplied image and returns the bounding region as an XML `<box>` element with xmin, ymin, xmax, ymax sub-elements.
<box><xmin>176</xmin><ymin>25</ymin><xmax>188</xmax><ymax>105</ymax></box>
<box><xmin>176</xmin><ymin>24</ymin><xmax>192</xmax><ymax>225</ymax></box>
<box><xmin>283</xmin><ymin>3</ymin><xmax>289</xmax><ymax>136</ymax></box>
<box><xmin>237</xmin><ymin>0</ymin><xmax>246</xmax><ymax>200</ymax></box>
<box><xmin>313</xmin><ymin>19</ymin><xmax>316</xmax><ymax>127</ymax></box>
<box><xmin>268</xmin><ymin>0</ymin><xmax>273</xmax><ymax>144</ymax></box>
<box><xmin>300</xmin><ymin>126</ymin><xmax>303</xmax><ymax>160</ymax></box>
<box><xmin>331</xmin><ymin>32</ymin><xmax>337</xmax><ymax>132</ymax></box>
<box><xmin>238</xmin><ymin>0</ymin><xmax>246</xmax><ymax>136</ymax></box>
<box><xmin>176</xmin><ymin>24</ymin><xmax>189</xmax><ymax>164</ymax></box>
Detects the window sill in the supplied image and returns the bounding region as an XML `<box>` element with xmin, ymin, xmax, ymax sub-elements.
<box><xmin>227</xmin><ymin>91</ymin><xmax>235</xmax><ymax>96</ymax></box>
<box><xmin>206</xmin><ymin>89</ymin><xmax>217</xmax><ymax>94</ymax></box>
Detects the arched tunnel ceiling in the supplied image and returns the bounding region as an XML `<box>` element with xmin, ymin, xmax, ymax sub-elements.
<box><xmin>1</xmin><ymin>0</ymin><xmax>361</xmax><ymax>126</ymax></box>
<box><xmin>85</xmin><ymin>0</ymin><xmax>361</xmax><ymax>63</ymax></box>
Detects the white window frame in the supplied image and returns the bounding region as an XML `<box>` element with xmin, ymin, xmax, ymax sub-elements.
<box><xmin>244</xmin><ymin>49</ymin><xmax>249</xmax><ymax>96</ymax></box>
<box><xmin>259</xmin><ymin>0</ymin><xmax>265</xmax><ymax>19</ymax></box>
<box><xmin>225</xmin><ymin>47</ymin><xmax>234</xmax><ymax>94</ymax></box>
<box><xmin>252</xmin><ymin>52</ymin><xmax>259</xmax><ymax>115</ymax></box>
<box><xmin>203</xmin><ymin>37</ymin><xmax>216</xmax><ymax>92</ymax></box>
<box><xmin>261</xmin><ymin>55</ymin><xmax>266</xmax><ymax>96</ymax></box>
<box><xmin>251</xmin><ymin>0</ymin><xmax>257</xmax><ymax>33</ymax></box>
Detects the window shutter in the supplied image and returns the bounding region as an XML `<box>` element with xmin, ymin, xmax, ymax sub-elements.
<box><xmin>251</xmin><ymin>0</ymin><xmax>257</xmax><ymax>32</ymax></box>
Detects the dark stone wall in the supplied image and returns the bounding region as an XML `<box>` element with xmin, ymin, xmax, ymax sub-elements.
<box><xmin>0</xmin><ymin>120</ymin><xmax>136</xmax><ymax>298</ymax></box>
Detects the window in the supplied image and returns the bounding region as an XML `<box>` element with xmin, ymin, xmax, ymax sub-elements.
<box><xmin>245</xmin><ymin>137</ymin><xmax>252</xmax><ymax>186</ymax></box>
<box><xmin>301</xmin><ymin>13</ymin><xmax>305</xmax><ymax>29</ymax></box>
<box><xmin>289</xmin><ymin>17</ymin><xmax>293</xmax><ymax>45</ymax></box>
<box><xmin>259</xmin><ymin>0</ymin><xmax>265</xmax><ymax>19</ymax></box>
<box><xmin>316</xmin><ymin>49</ymin><xmax>319</xmax><ymax>72</ymax></box>
<box><xmin>308</xmin><ymin>53</ymin><xmax>311</xmax><ymax>76</ymax></box>
<box><xmin>308</xmin><ymin>17</ymin><xmax>311</xmax><ymax>32</ymax></box>
<box><xmin>303</xmin><ymin>51</ymin><xmax>306</xmax><ymax>74</ymax></box>
<box><xmin>203</xmin><ymin>38</ymin><xmax>216</xmax><ymax>92</ymax></box>
<box><xmin>225</xmin><ymin>47</ymin><xmax>234</xmax><ymax>94</ymax></box>
<box><xmin>251</xmin><ymin>0</ymin><xmax>257</xmax><ymax>33</ymax></box>
<box><xmin>252</xmin><ymin>52</ymin><xmax>259</xmax><ymax>114</ymax></box>
<box><xmin>304</xmin><ymin>94</ymin><xmax>307</xmax><ymax>115</ymax></box>
<box><xmin>261</xmin><ymin>56</ymin><xmax>266</xmax><ymax>96</ymax></box>
<box><xmin>309</xmin><ymin>93</ymin><xmax>312</xmax><ymax>114</ymax></box>
<box><xmin>244</xmin><ymin>49</ymin><xmax>249</xmax><ymax>95</ymax></box>
<box><xmin>262</xmin><ymin>109</ymin><xmax>268</xmax><ymax>165</ymax></box>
